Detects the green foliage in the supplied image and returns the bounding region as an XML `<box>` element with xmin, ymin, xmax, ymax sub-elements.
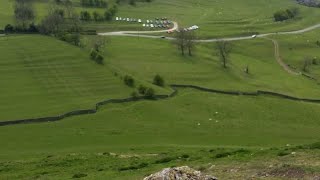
<box><xmin>118</xmin><ymin>162</ymin><xmax>148</xmax><ymax>171</ymax></box>
<box><xmin>155</xmin><ymin>156</ymin><xmax>176</xmax><ymax>164</ymax></box>
<box><xmin>90</xmin><ymin>49</ymin><xmax>104</xmax><ymax>64</ymax></box>
<box><xmin>277</xmin><ymin>151</ymin><xmax>290</xmax><ymax>156</ymax></box>
<box><xmin>145</xmin><ymin>88</ymin><xmax>155</xmax><ymax>98</ymax></box>
<box><xmin>90</xmin><ymin>49</ymin><xmax>98</xmax><ymax>60</ymax></box>
<box><xmin>274</xmin><ymin>8</ymin><xmax>299</xmax><ymax>22</ymax></box>
<box><xmin>131</xmin><ymin>91</ymin><xmax>139</xmax><ymax>98</ymax></box>
<box><xmin>72</xmin><ymin>173</ymin><xmax>87</xmax><ymax>178</ymax></box>
<box><xmin>153</xmin><ymin>74</ymin><xmax>165</xmax><ymax>87</ymax></box>
<box><xmin>80</xmin><ymin>0</ymin><xmax>108</xmax><ymax>7</ymax></box>
<box><xmin>124</xmin><ymin>75</ymin><xmax>135</xmax><ymax>87</ymax></box>
<box><xmin>138</xmin><ymin>85</ymin><xmax>147</xmax><ymax>95</ymax></box>
<box><xmin>129</xmin><ymin>0</ymin><xmax>136</xmax><ymax>6</ymax></box>
<box><xmin>80</xmin><ymin>11</ymin><xmax>91</xmax><ymax>21</ymax></box>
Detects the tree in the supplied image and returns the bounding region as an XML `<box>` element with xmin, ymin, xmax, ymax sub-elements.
<box><xmin>216</xmin><ymin>41</ymin><xmax>232</xmax><ymax>68</ymax></box>
<box><xmin>39</xmin><ymin>8</ymin><xmax>64</xmax><ymax>35</ymax></box>
<box><xmin>174</xmin><ymin>29</ymin><xmax>187</xmax><ymax>55</ymax></box>
<box><xmin>124</xmin><ymin>75</ymin><xmax>135</xmax><ymax>87</ymax></box>
<box><xmin>185</xmin><ymin>31</ymin><xmax>196</xmax><ymax>56</ymax></box>
<box><xmin>80</xmin><ymin>11</ymin><xmax>91</xmax><ymax>21</ymax></box>
<box><xmin>153</xmin><ymin>74</ymin><xmax>165</xmax><ymax>87</ymax></box>
<box><xmin>62</xmin><ymin>0</ymin><xmax>74</xmax><ymax>18</ymax></box>
<box><xmin>302</xmin><ymin>57</ymin><xmax>311</xmax><ymax>72</ymax></box>
<box><xmin>14</xmin><ymin>0</ymin><xmax>35</xmax><ymax>29</ymax></box>
<box><xmin>4</xmin><ymin>24</ymin><xmax>14</xmax><ymax>33</ymax></box>
<box><xmin>138</xmin><ymin>85</ymin><xmax>147</xmax><ymax>95</ymax></box>
<box><xmin>129</xmin><ymin>0</ymin><xmax>136</xmax><ymax>6</ymax></box>
<box><xmin>92</xmin><ymin>37</ymin><xmax>106</xmax><ymax>52</ymax></box>
<box><xmin>145</xmin><ymin>88</ymin><xmax>155</xmax><ymax>98</ymax></box>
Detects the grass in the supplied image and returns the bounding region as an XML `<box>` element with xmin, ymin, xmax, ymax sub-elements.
<box><xmin>104</xmin><ymin>36</ymin><xmax>320</xmax><ymax>98</ymax></box>
<box><xmin>274</xmin><ymin>28</ymin><xmax>320</xmax><ymax>78</ymax></box>
<box><xmin>1</xmin><ymin>0</ymin><xmax>320</xmax><ymax>38</ymax></box>
<box><xmin>0</xmin><ymin>35</ymin><xmax>134</xmax><ymax>121</ymax></box>
<box><xmin>1</xmin><ymin>0</ymin><xmax>320</xmax><ymax>179</ymax></box>
<box><xmin>1</xmin><ymin>89</ymin><xmax>320</xmax><ymax>160</ymax></box>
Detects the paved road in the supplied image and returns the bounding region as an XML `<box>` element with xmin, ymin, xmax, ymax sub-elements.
<box><xmin>99</xmin><ymin>23</ymin><xmax>320</xmax><ymax>42</ymax></box>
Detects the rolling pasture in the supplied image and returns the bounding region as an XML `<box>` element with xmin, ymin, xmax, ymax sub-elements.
<box><xmin>1</xmin><ymin>0</ymin><xmax>320</xmax><ymax>38</ymax></box>
<box><xmin>0</xmin><ymin>35</ymin><xmax>132</xmax><ymax>120</ymax></box>
<box><xmin>0</xmin><ymin>0</ymin><xmax>320</xmax><ymax>179</ymax></box>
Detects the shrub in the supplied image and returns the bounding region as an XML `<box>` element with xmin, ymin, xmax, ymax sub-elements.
<box><xmin>118</xmin><ymin>162</ymin><xmax>148</xmax><ymax>171</ymax></box>
<box><xmin>95</xmin><ymin>54</ymin><xmax>104</xmax><ymax>64</ymax></box>
<box><xmin>145</xmin><ymin>88</ymin><xmax>155</xmax><ymax>98</ymax></box>
<box><xmin>308</xmin><ymin>142</ymin><xmax>320</xmax><ymax>149</ymax></box>
<box><xmin>131</xmin><ymin>91</ymin><xmax>138</xmax><ymax>98</ymax></box>
<box><xmin>277</xmin><ymin>151</ymin><xmax>290</xmax><ymax>156</ymax></box>
<box><xmin>273</xmin><ymin>8</ymin><xmax>299</xmax><ymax>22</ymax></box>
<box><xmin>215</xmin><ymin>152</ymin><xmax>232</xmax><ymax>158</ymax></box>
<box><xmin>4</xmin><ymin>24</ymin><xmax>14</xmax><ymax>33</ymax></box>
<box><xmin>155</xmin><ymin>156</ymin><xmax>175</xmax><ymax>164</ymax></box>
<box><xmin>138</xmin><ymin>85</ymin><xmax>147</xmax><ymax>95</ymax></box>
<box><xmin>181</xmin><ymin>154</ymin><xmax>189</xmax><ymax>159</ymax></box>
<box><xmin>90</xmin><ymin>49</ymin><xmax>98</xmax><ymax>60</ymax></box>
<box><xmin>72</xmin><ymin>173</ymin><xmax>87</xmax><ymax>178</ymax></box>
<box><xmin>153</xmin><ymin>74</ymin><xmax>165</xmax><ymax>87</ymax></box>
<box><xmin>89</xmin><ymin>49</ymin><xmax>104</xmax><ymax>64</ymax></box>
<box><xmin>124</xmin><ymin>75</ymin><xmax>135</xmax><ymax>87</ymax></box>
<box><xmin>129</xmin><ymin>0</ymin><xmax>136</xmax><ymax>6</ymax></box>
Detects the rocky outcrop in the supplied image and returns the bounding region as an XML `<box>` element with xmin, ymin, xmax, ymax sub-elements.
<box><xmin>143</xmin><ymin>166</ymin><xmax>218</xmax><ymax>180</ymax></box>
<box><xmin>296</xmin><ymin>0</ymin><xmax>320</xmax><ymax>7</ymax></box>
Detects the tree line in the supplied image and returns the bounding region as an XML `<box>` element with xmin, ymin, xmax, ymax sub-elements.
<box><xmin>80</xmin><ymin>5</ymin><xmax>117</xmax><ymax>21</ymax></box>
<box><xmin>80</xmin><ymin>0</ymin><xmax>108</xmax><ymax>7</ymax></box>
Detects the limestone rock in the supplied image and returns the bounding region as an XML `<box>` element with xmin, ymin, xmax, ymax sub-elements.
<box><xmin>144</xmin><ymin>166</ymin><xmax>218</xmax><ymax>180</ymax></box>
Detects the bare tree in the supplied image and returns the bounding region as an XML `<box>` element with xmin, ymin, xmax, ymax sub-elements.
<box><xmin>14</xmin><ymin>0</ymin><xmax>35</xmax><ymax>29</ymax></box>
<box><xmin>216</xmin><ymin>41</ymin><xmax>232</xmax><ymax>68</ymax></box>
<box><xmin>174</xmin><ymin>29</ymin><xmax>187</xmax><ymax>56</ymax></box>
<box><xmin>92</xmin><ymin>37</ymin><xmax>107</xmax><ymax>52</ymax></box>
<box><xmin>185</xmin><ymin>31</ymin><xmax>196</xmax><ymax>56</ymax></box>
<box><xmin>39</xmin><ymin>6</ymin><xmax>64</xmax><ymax>35</ymax></box>
<box><xmin>62</xmin><ymin>0</ymin><xmax>74</xmax><ymax>18</ymax></box>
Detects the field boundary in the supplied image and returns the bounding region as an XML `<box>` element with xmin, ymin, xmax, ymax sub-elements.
<box><xmin>1</xmin><ymin>84</ymin><xmax>320</xmax><ymax>127</ymax></box>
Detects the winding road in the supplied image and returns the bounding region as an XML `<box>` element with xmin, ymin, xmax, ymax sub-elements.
<box><xmin>98</xmin><ymin>22</ymin><xmax>320</xmax><ymax>42</ymax></box>
<box><xmin>99</xmin><ymin>22</ymin><xmax>320</xmax><ymax>75</ymax></box>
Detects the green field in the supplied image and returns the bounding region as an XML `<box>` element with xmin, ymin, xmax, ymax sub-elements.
<box><xmin>1</xmin><ymin>0</ymin><xmax>320</xmax><ymax>38</ymax></box>
<box><xmin>0</xmin><ymin>0</ymin><xmax>320</xmax><ymax>179</ymax></box>
<box><xmin>0</xmin><ymin>35</ymin><xmax>134</xmax><ymax>120</ymax></box>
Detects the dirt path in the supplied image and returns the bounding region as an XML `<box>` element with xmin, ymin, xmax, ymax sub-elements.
<box><xmin>264</xmin><ymin>37</ymin><xmax>300</xmax><ymax>75</ymax></box>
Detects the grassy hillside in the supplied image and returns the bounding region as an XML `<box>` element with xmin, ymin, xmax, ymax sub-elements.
<box><xmin>0</xmin><ymin>35</ymin><xmax>134</xmax><ymax>121</ymax></box>
<box><xmin>105</xmin><ymin>36</ymin><xmax>320</xmax><ymax>98</ymax></box>
<box><xmin>1</xmin><ymin>0</ymin><xmax>320</xmax><ymax>38</ymax></box>
<box><xmin>275</xmin><ymin>28</ymin><xmax>320</xmax><ymax>78</ymax></box>
<box><xmin>0</xmin><ymin>0</ymin><xmax>320</xmax><ymax>179</ymax></box>
<box><xmin>0</xmin><ymin>89</ymin><xmax>320</xmax><ymax>178</ymax></box>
